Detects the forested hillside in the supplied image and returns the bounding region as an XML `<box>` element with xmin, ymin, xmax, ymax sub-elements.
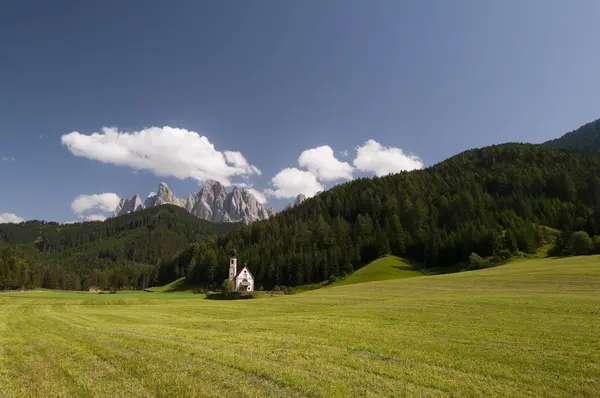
<box><xmin>5</xmin><ymin>142</ymin><xmax>600</xmax><ymax>292</ymax></box>
<box><xmin>545</xmin><ymin>118</ymin><xmax>600</xmax><ymax>150</ymax></box>
<box><xmin>0</xmin><ymin>206</ymin><xmax>238</xmax><ymax>290</ymax></box>
<box><xmin>159</xmin><ymin>143</ymin><xmax>600</xmax><ymax>290</ymax></box>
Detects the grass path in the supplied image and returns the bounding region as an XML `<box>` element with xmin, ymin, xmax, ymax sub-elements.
<box><xmin>1</xmin><ymin>256</ymin><xmax>599</xmax><ymax>396</ymax></box>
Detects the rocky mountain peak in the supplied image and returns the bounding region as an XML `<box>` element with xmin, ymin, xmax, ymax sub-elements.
<box><xmin>114</xmin><ymin>194</ymin><xmax>144</xmax><ymax>217</ymax></box>
<box><xmin>115</xmin><ymin>182</ymin><xmax>276</xmax><ymax>224</ymax></box>
<box><xmin>295</xmin><ymin>194</ymin><xmax>307</xmax><ymax>206</ymax></box>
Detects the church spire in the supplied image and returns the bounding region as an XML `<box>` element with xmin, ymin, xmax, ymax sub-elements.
<box><xmin>228</xmin><ymin>249</ymin><xmax>237</xmax><ymax>283</ymax></box>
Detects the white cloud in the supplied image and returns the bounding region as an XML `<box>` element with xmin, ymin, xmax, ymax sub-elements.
<box><xmin>71</xmin><ymin>193</ymin><xmax>121</xmax><ymax>215</ymax></box>
<box><xmin>265</xmin><ymin>168</ymin><xmax>324</xmax><ymax>199</ymax></box>
<box><xmin>83</xmin><ymin>214</ymin><xmax>107</xmax><ymax>222</ymax></box>
<box><xmin>245</xmin><ymin>188</ymin><xmax>267</xmax><ymax>204</ymax></box>
<box><xmin>298</xmin><ymin>146</ymin><xmax>353</xmax><ymax>182</ymax></box>
<box><xmin>1</xmin><ymin>156</ymin><xmax>15</xmax><ymax>162</ymax></box>
<box><xmin>224</xmin><ymin>151</ymin><xmax>261</xmax><ymax>175</ymax></box>
<box><xmin>340</xmin><ymin>149</ymin><xmax>349</xmax><ymax>157</ymax></box>
<box><xmin>0</xmin><ymin>213</ymin><xmax>24</xmax><ymax>223</ymax></box>
<box><xmin>62</xmin><ymin>126</ymin><xmax>261</xmax><ymax>186</ymax></box>
<box><xmin>354</xmin><ymin>139</ymin><xmax>423</xmax><ymax>176</ymax></box>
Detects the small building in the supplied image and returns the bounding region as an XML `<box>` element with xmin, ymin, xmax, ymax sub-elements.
<box><xmin>228</xmin><ymin>249</ymin><xmax>254</xmax><ymax>292</ymax></box>
<box><xmin>88</xmin><ymin>286</ymin><xmax>102</xmax><ymax>293</ymax></box>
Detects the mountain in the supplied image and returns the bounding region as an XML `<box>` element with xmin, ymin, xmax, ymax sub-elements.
<box><xmin>114</xmin><ymin>195</ymin><xmax>144</xmax><ymax>216</ymax></box>
<box><xmin>545</xmin><ymin>118</ymin><xmax>600</xmax><ymax>150</ymax></box>
<box><xmin>294</xmin><ymin>194</ymin><xmax>307</xmax><ymax>206</ymax></box>
<box><xmin>284</xmin><ymin>194</ymin><xmax>307</xmax><ymax>210</ymax></box>
<box><xmin>115</xmin><ymin>181</ymin><xmax>275</xmax><ymax>224</ymax></box>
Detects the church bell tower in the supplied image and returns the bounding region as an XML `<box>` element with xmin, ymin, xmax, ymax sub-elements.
<box><xmin>228</xmin><ymin>248</ymin><xmax>237</xmax><ymax>285</ymax></box>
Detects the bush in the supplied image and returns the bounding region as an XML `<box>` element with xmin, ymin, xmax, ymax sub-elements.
<box><xmin>496</xmin><ymin>249</ymin><xmax>512</xmax><ymax>260</ymax></box>
<box><xmin>258</xmin><ymin>285</ymin><xmax>264</xmax><ymax>291</ymax></box>
<box><xmin>592</xmin><ymin>236</ymin><xmax>600</xmax><ymax>254</ymax></box>
<box><xmin>571</xmin><ymin>231</ymin><xmax>592</xmax><ymax>255</ymax></box>
<box><xmin>467</xmin><ymin>252</ymin><xmax>488</xmax><ymax>270</ymax></box>
<box><xmin>328</xmin><ymin>275</ymin><xmax>338</xmax><ymax>284</ymax></box>
<box><xmin>221</xmin><ymin>279</ymin><xmax>233</xmax><ymax>296</ymax></box>
<box><xmin>273</xmin><ymin>285</ymin><xmax>281</xmax><ymax>292</ymax></box>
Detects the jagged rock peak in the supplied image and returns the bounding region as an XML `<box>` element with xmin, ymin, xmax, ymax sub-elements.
<box><xmin>284</xmin><ymin>193</ymin><xmax>307</xmax><ymax>211</ymax></box>
<box><xmin>266</xmin><ymin>207</ymin><xmax>277</xmax><ymax>218</ymax></box>
<box><xmin>115</xmin><ymin>194</ymin><xmax>144</xmax><ymax>217</ymax></box>
<box><xmin>190</xmin><ymin>180</ymin><xmax>229</xmax><ymax>222</ymax></box>
<box><xmin>142</xmin><ymin>182</ymin><xmax>185</xmax><ymax>209</ymax></box>
<box><xmin>155</xmin><ymin>182</ymin><xmax>183</xmax><ymax>206</ymax></box>
<box><xmin>226</xmin><ymin>186</ymin><xmax>267</xmax><ymax>223</ymax></box>
<box><xmin>115</xmin><ymin>181</ymin><xmax>273</xmax><ymax>224</ymax></box>
<box><xmin>294</xmin><ymin>194</ymin><xmax>306</xmax><ymax>206</ymax></box>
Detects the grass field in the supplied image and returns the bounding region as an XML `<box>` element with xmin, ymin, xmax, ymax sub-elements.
<box><xmin>1</xmin><ymin>256</ymin><xmax>599</xmax><ymax>397</ymax></box>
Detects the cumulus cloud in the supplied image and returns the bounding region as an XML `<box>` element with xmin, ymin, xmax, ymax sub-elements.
<box><xmin>0</xmin><ymin>213</ymin><xmax>24</xmax><ymax>224</ymax></box>
<box><xmin>265</xmin><ymin>168</ymin><xmax>324</xmax><ymax>199</ymax></box>
<box><xmin>224</xmin><ymin>151</ymin><xmax>261</xmax><ymax>175</ymax></box>
<box><xmin>298</xmin><ymin>146</ymin><xmax>353</xmax><ymax>182</ymax></box>
<box><xmin>354</xmin><ymin>139</ymin><xmax>423</xmax><ymax>176</ymax></box>
<box><xmin>71</xmin><ymin>193</ymin><xmax>121</xmax><ymax>215</ymax></box>
<box><xmin>83</xmin><ymin>214</ymin><xmax>107</xmax><ymax>222</ymax></box>
<box><xmin>61</xmin><ymin>126</ymin><xmax>261</xmax><ymax>186</ymax></box>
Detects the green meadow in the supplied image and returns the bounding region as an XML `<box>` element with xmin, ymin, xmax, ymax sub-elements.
<box><xmin>1</xmin><ymin>256</ymin><xmax>599</xmax><ymax>397</ymax></box>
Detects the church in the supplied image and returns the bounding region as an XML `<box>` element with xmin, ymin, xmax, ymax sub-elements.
<box><xmin>228</xmin><ymin>249</ymin><xmax>254</xmax><ymax>292</ymax></box>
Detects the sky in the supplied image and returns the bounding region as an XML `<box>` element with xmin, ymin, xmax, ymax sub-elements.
<box><xmin>2</xmin><ymin>0</ymin><xmax>600</xmax><ymax>223</ymax></box>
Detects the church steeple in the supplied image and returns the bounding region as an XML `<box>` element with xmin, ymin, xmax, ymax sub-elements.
<box><xmin>228</xmin><ymin>248</ymin><xmax>237</xmax><ymax>283</ymax></box>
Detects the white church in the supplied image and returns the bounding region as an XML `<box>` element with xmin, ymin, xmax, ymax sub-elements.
<box><xmin>228</xmin><ymin>249</ymin><xmax>255</xmax><ymax>292</ymax></box>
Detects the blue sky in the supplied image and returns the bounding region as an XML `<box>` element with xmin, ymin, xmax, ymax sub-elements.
<box><xmin>2</xmin><ymin>0</ymin><xmax>600</xmax><ymax>223</ymax></box>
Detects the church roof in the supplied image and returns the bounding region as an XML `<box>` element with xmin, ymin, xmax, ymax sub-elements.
<box><xmin>235</xmin><ymin>266</ymin><xmax>254</xmax><ymax>280</ymax></box>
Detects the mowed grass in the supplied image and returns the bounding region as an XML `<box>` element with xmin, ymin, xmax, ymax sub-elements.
<box><xmin>331</xmin><ymin>255</ymin><xmax>422</xmax><ymax>286</ymax></box>
<box><xmin>1</xmin><ymin>257</ymin><xmax>599</xmax><ymax>397</ymax></box>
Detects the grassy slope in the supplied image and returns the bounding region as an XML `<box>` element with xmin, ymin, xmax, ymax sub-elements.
<box><xmin>1</xmin><ymin>256</ymin><xmax>599</xmax><ymax>397</ymax></box>
<box><xmin>332</xmin><ymin>255</ymin><xmax>422</xmax><ymax>286</ymax></box>
<box><xmin>145</xmin><ymin>277</ymin><xmax>194</xmax><ymax>293</ymax></box>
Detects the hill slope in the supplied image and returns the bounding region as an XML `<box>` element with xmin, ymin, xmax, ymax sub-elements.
<box><xmin>331</xmin><ymin>255</ymin><xmax>422</xmax><ymax>286</ymax></box>
<box><xmin>545</xmin><ymin>118</ymin><xmax>600</xmax><ymax>150</ymax></box>
<box><xmin>1</xmin><ymin>256</ymin><xmax>598</xmax><ymax>396</ymax></box>
<box><xmin>184</xmin><ymin>143</ymin><xmax>600</xmax><ymax>290</ymax></box>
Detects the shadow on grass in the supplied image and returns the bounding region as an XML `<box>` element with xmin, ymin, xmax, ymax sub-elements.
<box><xmin>204</xmin><ymin>292</ymin><xmax>254</xmax><ymax>300</ymax></box>
<box><xmin>391</xmin><ymin>265</ymin><xmax>416</xmax><ymax>271</ymax></box>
